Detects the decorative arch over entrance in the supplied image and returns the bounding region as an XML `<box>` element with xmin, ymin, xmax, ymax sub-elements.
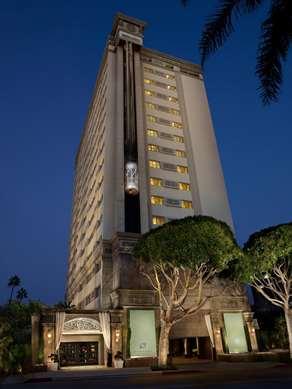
<box><xmin>63</xmin><ymin>317</ymin><xmax>102</xmax><ymax>334</ymax></box>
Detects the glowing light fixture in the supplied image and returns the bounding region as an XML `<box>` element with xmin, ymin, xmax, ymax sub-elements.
<box><xmin>125</xmin><ymin>162</ymin><xmax>139</xmax><ymax>195</ymax></box>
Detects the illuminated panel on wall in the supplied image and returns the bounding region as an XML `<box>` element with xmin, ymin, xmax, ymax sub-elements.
<box><xmin>223</xmin><ymin>313</ymin><xmax>248</xmax><ymax>353</ymax></box>
<box><xmin>129</xmin><ymin>310</ymin><xmax>157</xmax><ymax>358</ymax></box>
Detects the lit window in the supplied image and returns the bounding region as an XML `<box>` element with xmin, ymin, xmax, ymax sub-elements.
<box><xmin>145</xmin><ymin>90</ymin><xmax>154</xmax><ymax>96</ymax></box>
<box><xmin>168</xmin><ymin>96</ymin><xmax>178</xmax><ymax>103</ymax></box>
<box><xmin>177</xmin><ymin>165</ymin><xmax>188</xmax><ymax>174</ymax></box>
<box><xmin>150</xmin><ymin>177</ymin><xmax>162</xmax><ymax>187</ymax></box>
<box><xmin>147</xmin><ymin>115</ymin><xmax>157</xmax><ymax>123</ymax></box>
<box><xmin>144</xmin><ymin>78</ymin><xmax>152</xmax><ymax>84</ymax></box>
<box><xmin>152</xmin><ymin>216</ymin><xmax>165</xmax><ymax>225</ymax></box>
<box><xmin>167</xmin><ymin>85</ymin><xmax>176</xmax><ymax>91</ymax></box>
<box><xmin>149</xmin><ymin>160</ymin><xmax>160</xmax><ymax>169</ymax></box>
<box><xmin>147</xmin><ymin>129</ymin><xmax>158</xmax><ymax>137</ymax></box>
<box><xmin>176</xmin><ymin>150</ymin><xmax>186</xmax><ymax>158</ymax></box>
<box><xmin>146</xmin><ymin>102</ymin><xmax>156</xmax><ymax>110</ymax></box>
<box><xmin>174</xmin><ymin>135</ymin><xmax>184</xmax><ymax>143</ymax></box>
<box><xmin>169</xmin><ymin>108</ymin><xmax>180</xmax><ymax>116</ymax></box>
<box><xmin>148</xmin><ymin>144</ymin><xmax>159</xmax><ymax>152</ymax></box>
<box><xmin>179</xmin><ymin>182</ymin><xmax>190</xmax><ymax>191</ymax></box>
<box><xmin>171</xmin><ymin>121</ymin><xmax>183</xmax><ymax>129</ymax></box>
<box><xmin>181</xmin><ymin>200</ymin><xmax>193</xmax><ymax>209</ymax></box>
<box><xmin>151</xmin><ymin>196</ymin><xmax>164</xmax><ymax>206</ymax></box>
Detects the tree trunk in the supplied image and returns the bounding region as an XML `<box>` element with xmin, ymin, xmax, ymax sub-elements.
<box><xmin>158</xmin><ymin>322</ymin><xmax>171</xmax><ymax>366</ymax></box>
<box><xmin>9</xmin><ymin>287</ymin><xmax>14</xmax><ymax>304</ymax></box>
<box><xmin>284</xmin><ymin>309</ymin><xmax>292</xmax><ymax>359</ymax></box>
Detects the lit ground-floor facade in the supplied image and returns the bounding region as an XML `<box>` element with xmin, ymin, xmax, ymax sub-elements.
<box><xmin>32</xmin><ymin>306</ymin><xmax>259</xmax><ymax>368</ymax></box>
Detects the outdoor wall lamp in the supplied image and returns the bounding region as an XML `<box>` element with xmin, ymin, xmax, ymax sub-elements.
<box><xmin>115</xmin><ymin>329</ymin><xmax>121</xmax><ymax>343</ymax></box>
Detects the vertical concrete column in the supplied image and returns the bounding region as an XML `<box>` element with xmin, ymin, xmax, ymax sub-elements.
<box><xmin>243</xmin><ymin>312</ymin><xmax>259</xmax><ymax>352</ymax></box>
<box><xmin>42</xmin><ymin>323</ymin><xmax>55</xmax><ymax>366</ymax></box>
<box><xmin>111</xmin><ymin>323</ymin><xmax>123</xmax><ymax>359</ymax></box>
<box><xmin>211</xmin><ymin>312</ymin><xmax>224</xmax><ymax>354</ymax></box>
<box><xmin>31</xmin><ymin>314</ymin><xmax>40</xmax><ymax>366</ymax></box>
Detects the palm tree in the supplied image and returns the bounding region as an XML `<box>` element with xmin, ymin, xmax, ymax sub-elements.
<box><xmin>54</xmin><ymin>301</ymin><xmax>75</xmax><ymax>310</ymax></box>
<box><xmin>8</xmin><ymin>275</ymin><xmax>21</xmax><ymax>304</ymax></box>
<box><xmin>197</xmin><ymin>0</ymin><xmax>292</xmax><ymax>104</ymax></box>
<box><xmin>16</xmin><ymin>288</ymin><xmax>28</xmax><ymax>302</ymax></box>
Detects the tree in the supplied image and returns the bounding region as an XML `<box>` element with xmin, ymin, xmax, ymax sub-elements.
<box><xmin>196</xmin><ymin>0</ymin><xmax>292</xmax><ymax>105</ymax></box>
<box><xmin>8</xmin><ymin>275</ymin><xmax>21</xmax><ymax>304</ymax></box>
<box><xmin>0</xmin><ymin>321</ymin><xmax>13</xmax><ymax>373</ymax></box>
<box><xmin>16</xmin><ymin>288</ymin><xmax>28</xmax><ymax>303</ymax></box>
<box><xmin>54</xmin><ymin>301</ymin><xmax>75</xmax><ymax>310</ymax></box>
<box><xmin>134</xmin><ymin>215</ymin><xmax>241</xmax><ymax>366</ymax></box>
<box><xmin>238</xmin><ymin>223</ymin><xmax>292</xmax><ymax>358</ymax></box>
<box><xmin>0</xmin><ymin>300</ymin><xmax>43</xmax><ymax>373</ymax></box>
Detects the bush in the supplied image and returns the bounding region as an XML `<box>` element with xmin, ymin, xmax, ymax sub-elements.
<box><xmin>258</xmin><ymin>315</ymin><xmax>289</xmax><ymax>351</ymax></box>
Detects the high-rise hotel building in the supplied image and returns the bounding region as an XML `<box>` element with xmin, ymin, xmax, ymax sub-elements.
<box><xmin>31</xmin><ymin>14</ymin><xmax>258</xmax><ymax>368</ymax></box>
<box><xmin>66</xmin><ymin>14</ymin><xmax>233</xmax><ymax>310</ymax></box>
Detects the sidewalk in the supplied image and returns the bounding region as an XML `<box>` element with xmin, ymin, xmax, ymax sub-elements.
<box><xmin>1</xmin><ymin>361</ymin><xmax>288</xmax><ymax>385</ymax></box>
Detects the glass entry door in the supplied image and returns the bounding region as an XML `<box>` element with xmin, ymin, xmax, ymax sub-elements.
<box><xmin>59</xmin><ymin>342</ymin><xmax>99</xmax><ymax>366</ymax></box>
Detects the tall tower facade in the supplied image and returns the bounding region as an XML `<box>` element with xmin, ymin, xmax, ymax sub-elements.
<box><xmin>66</xmin><ymin>14</ymin><xmax>233</xmax><ymax>310</ymax></box>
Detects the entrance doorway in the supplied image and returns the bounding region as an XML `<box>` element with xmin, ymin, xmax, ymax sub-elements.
<box><xmin>59</xmin><ymin>342</ymin><xmax>99</xmax><ymax>366</ymax></box>
<box><xmin>169</xmin><ymin>337</ymin><xmax>212</xmax><ymax>363</ymax></box>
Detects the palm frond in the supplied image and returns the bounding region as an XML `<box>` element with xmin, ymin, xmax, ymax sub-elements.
<box><xmin>200</xmin><ymin>0</ymin><xmax>263</xmax><ymax>65</ymax></box>
<box><xmin>256</xmin><ymin>0</ymin><xmax>292</xmax><ymax>104</ymax></box>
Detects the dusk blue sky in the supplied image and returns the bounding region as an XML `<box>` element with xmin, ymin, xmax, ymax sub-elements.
<box><xmin>0</xmin><ymin>1</ymin><xmax>291</xmax><ymax>304</ymax></box>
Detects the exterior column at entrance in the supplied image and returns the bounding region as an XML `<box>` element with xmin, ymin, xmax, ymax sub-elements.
<box><xmin>110</xmin><ymin>311</ymin><xmax>126</xmax><ymax>359</ymax></box>
<box><xmin>211</xmin><ymin>312</ymin><xmax>224</xmax><ymax>354</ymax></box>
<box><xmin>111</xmin><ymin>317</ymin><xmax>123</xmax><ymax>360</ymax></box>
<box><xmin>31</xmin><ymin>314</ymin><xmax>40</xmax><ymax>366</ymax></box>
<box><xmin>243</xmin><ymin>312</ymin><xmax>259</xmax><ymax>352</ymax></box>
<box><xmin>42</xmin><ymin>322</ymin><xmax>55</xmax><ymax>366</ymax></box>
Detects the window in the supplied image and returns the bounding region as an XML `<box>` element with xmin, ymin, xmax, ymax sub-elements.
<box><xmin>145</xmin><ymin>90</ymin><xmax>154</xmax><ymax>96</ymax></box>
<box><xmin>146</xmin><ymin>102</ymin><xmax>155</xmax><ymax>110</ymax></box>
<box><xmin>144</xmin><ymin>66</ymin><xmax>175</xmax><ymax>81</ymax></box>
<box><xmin>150</xmin><ymin>177</ymin><xmax>162</xmax><ymax>187</ymax></box>
<box><xmin>163</xmin><ymin>162</ymin><xmax>177</xmax><ymax>172</ymax></box>
<box><xmin>143</xmin><ymin>78</ymin><xmax>176</xmax><ymax>92</ymax></box>
<box><xmin>181</xmin><ymin>200</ymin><xmax>192</xmax><ymax>209</ymax></box>
<box><xmin>151</xmin><ymin>195</ymin><xmax>164</xmax><ymax>206</ymax></box>
<box><xmin>160</xmin><ymin>146</ymin><xmax>175</xmax><ymax>156</ymax></box>
<box><xmin>179</xmin><ymin>182</ymin><xmax>190</xmax><ymax>191</ymax></box>
<box><xmin>165</xmin><ymin>74</ymin><xmax>175</xmax><ymax>80</ymax></box>
<box><xmin>165</xmin><ymin>198</ymin><xmax>181</xmax><ymax>207</ymax></box>
<box><xmin>152</xmin><ymin>216</ymin><xmax>165</xmax><ymax>225</ymax></box>
<box><xmin>174</xmin><ymin>135</ymin><xmax>184</xmax><ymax>143</ymax></box>
<box><xmin>176</xmin><ymin>150</ymin><xmax>186</xmax><ymax>158</ymax></box>
<box><xmin>147</xmin><ymin>129</ymin><xmax>158</xmax><ymax>137</ymax></box>
<box><xmin>171</xmin><ymin>121</ymin><xmax>183</xmax><ymax>129</ymax></box>
<box><xmin>148</xmin><ymin>144</ymin><xmax>159</xmax><ymax>152</ymax></box>
<box><xmin>159</xmin><ymin>132</ymin><xmax>173</xmax><ymax>140</ymax></box>
<box><xmin>144</xmin><ymin>66</ymin><xmax>154</xmax><ymax>74</ymax></box>
<box><xmin>147</xmin><ymin>115</ymin><xmax>157</xmax><ymax>123</ymax></box>
<box><xmin>177</xmin><ymin>165</ymin><xmax>188</xmax><ymax>174</ymax></box>
<box><xmin>144</xmin><ymin>89</ymin><xmax>178</xmax><ymax>104</ymax></box>
<box><xmin>164</xmin><ymin>180</ymin><xmax>179</xmax><ymax>189</ymax></box>
<box><xmin>168</xmin><ymin>96</ymin><xmax>178</xmax><ymax>103</ymax></box>
<box><xmin>149</xmin><ymin>160</ymin><xmax>160</xmax><ymax>169</ymax></box>
<box><xmin>169</xmin><ymin>108</ymin><xmax>180</xmax><ymax>116</ymax></box>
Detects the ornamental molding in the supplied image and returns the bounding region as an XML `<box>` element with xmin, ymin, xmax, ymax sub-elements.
<box><xmin>62</xmin><ymin>317</ymin><xmax>102</xmax><ymax>334</ymax></box>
